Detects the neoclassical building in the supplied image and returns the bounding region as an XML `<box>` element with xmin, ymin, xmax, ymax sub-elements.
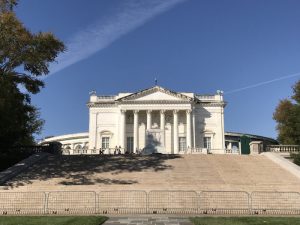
<box><xmin>43</xmin><ymin>86</ymin><xmax>227</xmax><ymax>154</ymax></box>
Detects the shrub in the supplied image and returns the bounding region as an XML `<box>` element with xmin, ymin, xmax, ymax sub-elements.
<box><xmin>291</xmin><ymin>152</ymin><xmax>300</xmax><ymax>166</ymax></box>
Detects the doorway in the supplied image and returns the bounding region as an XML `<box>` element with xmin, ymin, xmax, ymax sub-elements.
<box><xmin>127</xmin><ymin>137</ymin><xmax>133</xmax><ymax>153</ymax></box>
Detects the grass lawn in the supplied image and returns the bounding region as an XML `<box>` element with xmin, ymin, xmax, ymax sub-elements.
<box><xmin>190</xmin><ymin>217</ymin><xmax>300</xmax><ymax>225</ymax></box>
<box><xmin>0</xmin><ymin>216</ymin><xmax>107</xmax><ymax>225</ymax></box>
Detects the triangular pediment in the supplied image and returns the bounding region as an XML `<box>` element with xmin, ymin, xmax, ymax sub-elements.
<box><xmin>117</xmin><ymin>86</ymin><xmax>193</xmax><ymax>102</ymax></box>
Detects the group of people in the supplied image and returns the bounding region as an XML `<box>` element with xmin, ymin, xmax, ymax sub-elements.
<box><xmin>98</xmin><ymin>146</ymin><xmax>122</xmax><ymax>155</ymax></box>
<box><xmin>98</xmin><ymin>146</ymin><xmax>142</xmax><ymax>155</ymax></box>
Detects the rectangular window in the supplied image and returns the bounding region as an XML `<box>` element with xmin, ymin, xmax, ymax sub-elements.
<box><xmin>179</xmin><ymin>137</ymin><xmax>186</xmax><ymax>152</ymax></box>
<box><xmin>101</xmin><ymin>137</ymin><xmax>110</xmax><ymax>149</ymax></box>
<box><xmin>204</xmin><ymin>137</ymin><xmax>211</xmax><ymax>149</ymax></box>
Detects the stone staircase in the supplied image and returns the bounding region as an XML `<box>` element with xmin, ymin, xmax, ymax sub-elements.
<box><xmin>2</xmin><ymin>154</ymin><xmax>300</xmax><ymax>192</ymax></box>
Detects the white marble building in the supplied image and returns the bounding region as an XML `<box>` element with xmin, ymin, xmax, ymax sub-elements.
<box><xmin>43</xmin><ymin>86</ymin><xmax>227</xmax><ymax>154</ymax></box>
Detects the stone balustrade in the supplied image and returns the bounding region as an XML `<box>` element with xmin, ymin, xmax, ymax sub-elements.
<box><xmin>196</xmin><ymin>95</ymin><xmax>217</xmax><ymax>100</ymax></box>
<box><xmin>62</xmin><ymin>147</ymin><xmax>229</xmax><ymax>155</ymax></box>
<box><xmin>266</xmin><ymin>145</ymin><xmax>300</xmax><ymax>153</ymax></box>
<box><xmin>63</xmin><ymin>148</ymin><xmax>126</xmax><ymax>155</ymax></box>
<box><xmin>97</xmin><ymin>95</ymin><xmax>115</xmax><ymax>100</ymax></box>
<box><xmin>225</xmin><ymin>148</ymin><xmax>240</xmax><ymax>154</ymax></box>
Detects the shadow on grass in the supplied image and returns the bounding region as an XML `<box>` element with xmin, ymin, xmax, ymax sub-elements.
<box><xmin>190</xmin><ymin>217</ymin><xmax>300</xmax><ymax>225</ymax></box>
<box><xmin>0</xmin><ymin>216</ymin><xmax>108</xmax><ymax>225</ymax></box>
<box><xmin>5</xmin><ymin>154</ymin><xmax>181</xmax><ymax>188</ymax></box>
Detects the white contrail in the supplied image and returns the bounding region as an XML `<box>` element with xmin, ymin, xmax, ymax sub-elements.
<box><xmin>224</xmin><ymin>72</ymin><xmax>300</xmax><ymax>95</ymax></box>
<box><xmin>48</xmin><ymin>0</ymin><xmax>186</xmax><ymax>77</ymax></box>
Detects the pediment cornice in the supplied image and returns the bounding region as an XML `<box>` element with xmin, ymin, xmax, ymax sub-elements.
<box><xmin>87</xmin><ymin>103</ymin><xmax>116</xmax><ymax>108</ymax></box>
<box><xmin>198</xmin><ymin>102</ymin><xmax>227</xmax><ymax>107</ymax></box>
<box><xmin>119</xmin><ymin>100</ymin><xmax>192</xmax><ymax>104</ymax></box>
<box><xmin>87</xmin><ymin>100</ymin><xmax>193</xmax><ymax>108</ymax></box>
<box><xmin>116</xmin><ymin>86</ymin><xmax>194</xmax><ymax>102</ymax></box>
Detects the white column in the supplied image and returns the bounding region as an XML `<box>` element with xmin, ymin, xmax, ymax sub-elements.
<box><xmin>192</xmin><ymin>110</ymin><xmax>196</xmax><ymax>148</ymax></box>
<box><xmin>160</xmin><ymin>110</ymin><xmax>165</xmax><ymax>146</ymax></box>
<box><xmin>160</xmin><ymin>110</ymin><xmax>165</xmax><ymax>130</ymax></box>
<box><xmin>95</xmin><ymin>113</ymin><xmax>98</xmax><ymax>149</ymax></box>
<box><xmin>221</xmin><ymin>106</ymin><xmax>225</xmax><ymax>150</ymax></box>
<box><xmin>186</xmin><ymin>110</ymin><xmax>192</xmax><ymax>149</ymax></box>
<box><xmin>173</xmin><ymin>110</ymin><xmax>179</xmax><ymax>154</ymax></box>
<box><xmin>120</xmin><ymin>110</ymin><xmax>126</xmax><ymax>149</ymax></box>
<box><xmin>133</xmin><ymin>110</ymin><xmax>139</xmax><ymax>153</ymax></box>
<box><xmin>146</xmin><ymin>110</ymin><xmax>152</xmax><ymax>130</ymax></box>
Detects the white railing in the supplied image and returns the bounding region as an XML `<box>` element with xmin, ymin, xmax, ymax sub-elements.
<box><xmin>62</xmin><ymin>148</ymin><xmax>125</xmax><ymax>155</ymax></box>
<box><xmin>179</xmin><ymin>148</ymin><xmax>207</xmax><ymax>154</ymax></box>
<box><xmin>196</xmin><ymin>95</ymin><xmax>217</xmax><ymax>100</ymax></box>
<box><xmin>73</xmin><ymin>149</ymin><xmax>88</xmax><ymax>154</ymax></box>
<box><xmin>266</xmin><ymin>145</ymin><xmax>300</xmax><ymax>153</ymax></box>
<box><xmin>225</xmin><ymin>148</ymin><xmax>240</xmax><ymax>154</ymax></box>
<box><xmin>97</xmin><ymin>96</ymin><xmax>115</xmax><ymax>100</ymax></box>
<box><xmin>62</xmin><ymin>148</ymin><xmax>244</xmax><ymax>155</ymax></box>
<box><xmin>191</xmin><ymin>147</ymin><xmax>207</xmax><ymax>154</ymax></box>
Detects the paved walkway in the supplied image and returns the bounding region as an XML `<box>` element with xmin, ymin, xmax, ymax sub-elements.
<box><xmin>104</xmin><ymin>216</ymin><xmax>193</xmax><ymax>225</ymax></box>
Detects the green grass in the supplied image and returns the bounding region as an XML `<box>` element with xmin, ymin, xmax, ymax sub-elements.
<box><xmin>190</xmin><ymin>217</ymin><xmax>300</xmax><ymax>225</ymax></box>
<box><xmin>0</xmin><ymin>216</ymin><xmax>107</xmax><ymax>225</ymax></box>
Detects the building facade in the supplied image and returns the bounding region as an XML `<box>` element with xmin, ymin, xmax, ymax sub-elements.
<box><xmin>42</xmin><ymin>86</ymin><xmax>229</xmax><ymax>154</ymax></box>
<box><xmin>87</xmin><ymin>86</ymin><xmax>226</xmax><ymax>154</ymax></box>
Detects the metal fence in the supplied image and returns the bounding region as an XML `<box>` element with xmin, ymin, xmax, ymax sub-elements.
<box><xmin>251</xmin><ymin>192</ymin><xmax>300</xmax><ymax>215</ymax></box>
<box><xmin>47</xmin><ymin>191</ymin><xmax>96</xmax><ymax>215</ymax></box>
<box><xmin>148</xmin><ymin>191</ymin><xmax>198</xmax><ymax>214</ymax></box>
<box><xmin>0</xmin><ymin>192</ymin><xmax>46</xmax><ymax>215</ymax></box>
<box><xmin>98</xmin><ymin>191</ymin><xmax>147</xmax><ymax>214</ymax></box>
<box><xmin>1</xmin><ymin>190</ymin><xmax>300</xmax><ymax>215</ymax></box>
<box><xmin>199</xmin><ymin>191</ymin><xmax>250</xmax><ymax>215</ymax></box>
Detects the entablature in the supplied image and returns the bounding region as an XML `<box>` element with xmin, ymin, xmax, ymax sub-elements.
<box><xmin>118</xmin><ymin>103</ymin><xmax>192</xmax><ymax>111</ymax></box>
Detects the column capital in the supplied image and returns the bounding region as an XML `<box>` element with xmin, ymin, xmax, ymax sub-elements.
<box><xmin>120</xmin><ymin>109</ymin><xmax>126</xmax><ymax>114</ymax></box>
<box><xmin>173</xmin><ymin>109</ymin><xmax>179</xmax><ymax>114</ymax></box>
<box><xmin>146</xmin><ymin>110</ymin><xmax>152</xmax><ymax>114</ymax></box>
<box><xmin>133</xmin><ymin>110</ymin><xmax>139</xmax><ymax>114</ymax></box>
<box><xmin>160</xmin><ymin>110</ymin><xmax>166</xmax><ymax>114</ymax></box>
<box><xmin>186</xmin><ymin>109</ymin><xmax>192</xmax><ymax>114</ymax></box>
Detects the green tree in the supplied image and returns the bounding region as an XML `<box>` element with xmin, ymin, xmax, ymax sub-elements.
<box><xmin>0</xmin><ymin>0</ymin><xmax>65</xmax><ymax>148</ymax></box>
<box><xmin>273</xmin><ymin>80</ymin><xmax>300</xmax><ymax>145</ymax></box>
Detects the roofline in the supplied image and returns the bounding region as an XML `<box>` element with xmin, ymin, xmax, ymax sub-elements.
<box><xmin>225</xmin><ymin>131</ymin><xmax>278</xmax><ymax>143</ymax></box>
<box><xmin>42</xmin><ymin>132</ymin><xmax>89</xmax><ymax>143</ymax></box>
<box><xmin>116</xmin><ymin>85</ymin><xmax>195</xmax><ymax>102</ymax></box>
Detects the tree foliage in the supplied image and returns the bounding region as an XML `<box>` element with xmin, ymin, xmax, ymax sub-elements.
<box><xmin>0</xmin><ymin>0</ymin><xmax>65</xmax><ymax>148</ymax></box>
<box><xmin>273</xmin><ymin>80</ymin><xmax>300</xmax><ymax>145</ymax></box>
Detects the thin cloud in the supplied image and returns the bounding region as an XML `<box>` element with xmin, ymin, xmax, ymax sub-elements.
<box><xmin>224</xmin><ymin>72</ymin><xmax>300</xmax><ymax>95</ymax></box>
<box><xmin>48</xmin><ymin>0</ymin><xmax>186</xmax><ymax>77</ymax></box>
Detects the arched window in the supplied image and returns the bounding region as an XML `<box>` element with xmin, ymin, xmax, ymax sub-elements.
<box><xmin>74</xmin><ymin>144</ymin><xmax>83</xmax><ymax>154</ymax></box>
<box><xmin>75</xmin><ymin>145</ymin><xmax>82</xmax><ymax>150</ymax></box>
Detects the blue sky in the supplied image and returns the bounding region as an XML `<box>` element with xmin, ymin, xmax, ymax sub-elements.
<box><xmin>15</xmin><ymin>0</ymin><xmax>300</xmax><ymax>140</ymax></box>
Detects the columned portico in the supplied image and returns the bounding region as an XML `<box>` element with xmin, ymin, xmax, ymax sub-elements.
<box><xmin>119</xmin><ymin>108</ymin><xmax>193</xmax><ymax>154</ymax></box>
<box><xmin>173</xmin><ymin>110</ymin><xmax>179</xmax><ymax>154</ymax></box>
